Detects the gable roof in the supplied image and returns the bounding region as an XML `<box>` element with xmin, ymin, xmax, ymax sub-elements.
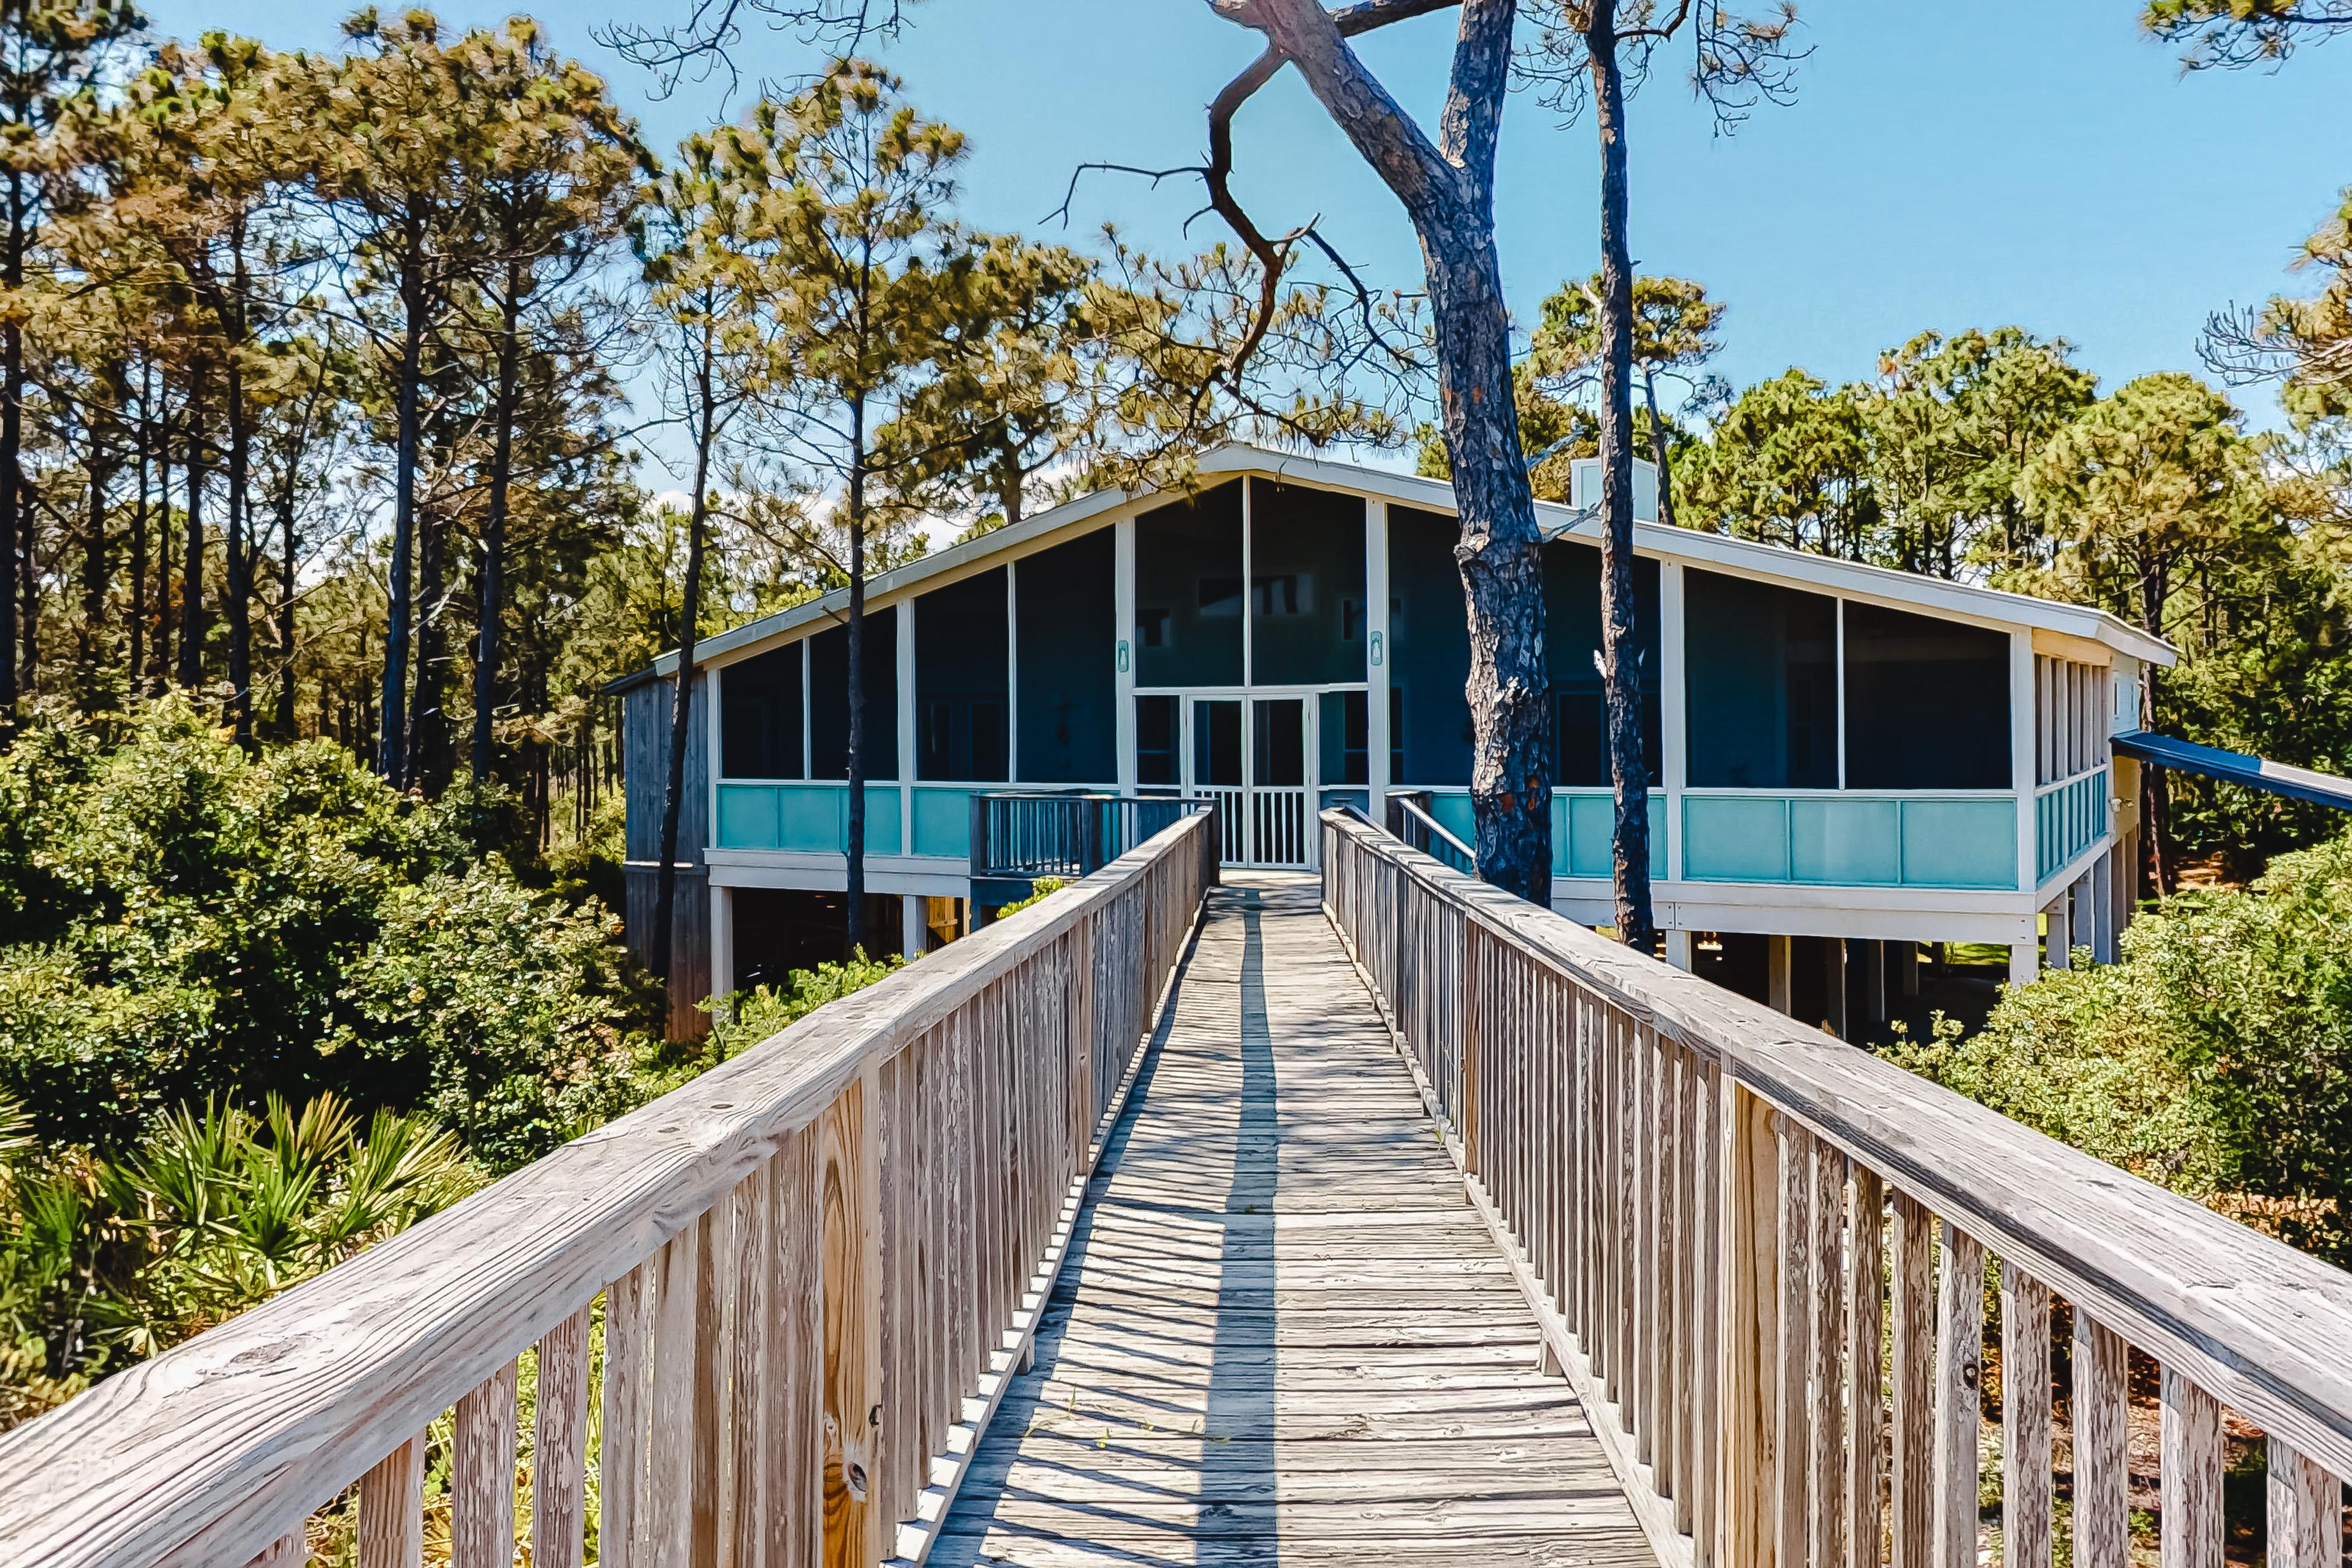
<box><xmin>608</xmin><ymin>443</ymin><xmax>2174</xmax><ymax>692</ymax></box>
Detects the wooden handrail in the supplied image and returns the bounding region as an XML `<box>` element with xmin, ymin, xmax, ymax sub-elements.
<box><xmin>1321</xmin><ymin>806</ymin><xmax>2352</xmax><ymax>1568</ymax></box>
<box><xmin>0</xmin><ymin>812</ymin><xmax>1219</xmax><ymax>1568</ymax></box>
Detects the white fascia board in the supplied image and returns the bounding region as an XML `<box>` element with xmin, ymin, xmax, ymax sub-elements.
<box><xmin>1191</xmin><ymin>443</ymin><xmax>2173</xmax><ymax>667</ymax></box>
<box><xmin>641</xmin><ymin>484</ymin><xmax>1142</xmax><ymax>680</ymax></box>
<box><xmin>635</xmin><ymin>440</ymin><xmax>2174</xmax><ymax>680</ymax></box>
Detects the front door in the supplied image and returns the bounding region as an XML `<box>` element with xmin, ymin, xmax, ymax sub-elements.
<box><xmin>1249</xmin><ymin>697</ymin><xmax>1310</xmax><ymax>869</ymax></box>
<box><xmin>1183</xmin><ymin>695</ymin><xmax>1314</xmax><ymax>869</ymax></box>
<box><xmin>1187</xmin><ymin>697</ymin><xmax>1246</xmax><ymax>864</ymax></box>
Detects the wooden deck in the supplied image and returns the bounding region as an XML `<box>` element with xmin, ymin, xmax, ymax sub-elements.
<box><xmin>934</xmin><ymin>873</ymin><xmax>1657</xmax><ymax>1567</ymax></box>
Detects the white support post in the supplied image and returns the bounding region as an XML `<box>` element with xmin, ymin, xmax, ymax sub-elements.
<box><xmin>1007</xmin><ymin>559</ymin><xmax>1022</xmax><ymax>785</ymax></box>
<box><xmin>1365</xmin><ymin>499</ymin><xmax>1390</xmax><ymax>820</ymax></box>
<box><xmin>2091</xmin><ymin>849</ymin><xmax>2116</xmax><ymax>963</ymax></box>
<box><xmin>1659</xmin><ymin>560</ymin><xmax>1686</xmax><ymax>888</ymax></box>
<box><xmin>1861</xmin><ymin>937</ymin><xmax>1887</xmax><ymax>1025</ymax></box>
<box><xmin>1823</xmin><ymin>938</ymin><xmax>1849</xmax><ymax>1039</ymax></box>
<box><xmin>2012</xmin><ymin>631</ymin><xmax>2039</xmax><ymax>898</ymax></box>
<box><xmin>1664</xmin><ymin>929</ymin><xmax>1693</xmax><ymax>971</ymax></box>
<box><xmin>901</xmin><ymin>894</ymin><xmax>924</xmax><ymax>960</ymax></box>
<box><xmin>2070</xmin><ymin>866</ymin><xmax>2097</xmax><ymax>966</ymax></box>
<box><xmin>2046</xmin><ymin>893</ymin><xmax>2071</xmax><ymax>972</ymax></box>
<box><xmin>1767</xmin><ymin>935</ymin><xmax>1793</xmax><ymax>1016</ymax></box>
<box><xmin>1240</xmin><ymin>478</ymin><xmax>1255</xmax><ymax>686</ymax></box>
<box><xmin>1113</xmin><ymin>520</ymin><xmax>1135</xmax><ymax>795</ymax></box>
<box><xmin>897</xmin><ymin>596</ymin><xmax>917</xmax><ymax>838</ymax></box>
<box><xmin>2009</xmin><ymin>940</ymin><xmax>2039</xmax><ymax>988</ymax></box>
<box><xmin>709</xmin><ymin>883</ymin><xmax>735</xmax><ymax>1006</ymax></box>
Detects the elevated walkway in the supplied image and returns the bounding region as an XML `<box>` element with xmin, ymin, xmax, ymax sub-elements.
<box><xmin>938</xmin><ymin>874</ymin><xmax>1652</xmax><ymax>1565</ymax></box>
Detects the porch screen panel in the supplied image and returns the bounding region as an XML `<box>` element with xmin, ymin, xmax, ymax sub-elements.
<box><xmin>1248</xmin><ymin>479</ymin><xmax>1366</xmax><ymax>686</ymax></box>
<box><xmin>915</xmin><ymin>567</ymin><xmax>1009</xmax><ymax>780</ymax></box>
<box><xmin>1843</xmin><ymin>600</ymin><xmax>2010</xmax><ymax>788</ymax></box>
<box><xmin>1387</xmin><ymin>506</ymin><xmax>1473</xmax><ymax>786</ymax></box>
<box><xmin>1684</xmin><ymin>570</ymin><xmax>1837</xmax><ymax>788</ymax></box>
<box><xmin>1543</xmin><ymin>540</ymin><xmax>1662</xmax><ymax>787</ymax></box>
<box><xmin>1319</xmin><ymin>689</ymin><xmax>1369</xmax><ymax>785</ymax></box>
<box><xmin>809</xmin><ymin>605</ymin><xmax>899</xmax><ymax>780</ymax></box>
<box><xmin>1134</xmin><ymin>481</ymin><xmax>1244</xmax><ymax>688</ymax></box>
<box><xmin>720</xmin><ymin>639</ymin><xmax>804</xmax><ymax>779</ymax></box>
<box><xmin>1016</xmin><ymin>527</ymin><xmax>1117</xmax><ymax>782</ymax></box>
<box><xmin>1136</xmin><ymin>695</ymin><xmax>1178</xmax><ymax>786</ymax></box>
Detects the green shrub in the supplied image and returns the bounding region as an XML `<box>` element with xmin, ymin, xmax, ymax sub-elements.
<box><xmin>1892</xmin><ymin>830</ymin><xmax>2352</xmax><ymax>1262</ymax></box>
<box><xmin>703</xmin><ymin>952</ymin><xmax>906</xmax><ymax>1064</ymax></box>
<box><xmin>995</xmin><ymin>876</ymin><xmax>1065</xmax><ymax>918</ymax></box>
<box><xmin>0</xmin><ymin>699</ymin><xmax>660</xmax><ymax>1165</ymax></box>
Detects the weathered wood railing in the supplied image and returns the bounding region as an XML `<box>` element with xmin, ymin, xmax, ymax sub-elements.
<box><xmin>0</xmin><ymin>812</ymin><xmax>1218</xmax><ymax>1568</ymax></box>
<box><xmin>1324</xmin><ymin>806</ymin><xmax>2352</xmax><ymax>1568</ymax></box>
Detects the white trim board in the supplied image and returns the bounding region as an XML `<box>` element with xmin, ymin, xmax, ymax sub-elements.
<box><xmin>617</xmin><ymin>444</ymin><xmax>2176</xmax><ymax>688</ymax></box>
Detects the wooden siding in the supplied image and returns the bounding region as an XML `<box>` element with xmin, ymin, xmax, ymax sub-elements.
<box><xmin>623</xmin><ymin>673</ymin><xmax>712</xmax><ymax>1040</ymax></box>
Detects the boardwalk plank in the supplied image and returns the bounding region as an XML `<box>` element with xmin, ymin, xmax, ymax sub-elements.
<box><xmin>936</xmin><ymin>874</ymin><xmax>1656</xmax><ymax>1567</ymax></box>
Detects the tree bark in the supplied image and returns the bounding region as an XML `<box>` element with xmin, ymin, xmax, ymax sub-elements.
<box><xmin>0</xmin><ymin>170</ymin><xmax>21</xmax><ymax>733</ymax></box>
<box><xmin>1585</xmin><ymin>2</ymin><xmax>1655</xmax><ymax>948</ymax></box>
<box><xmin>2138</xmin><ymin>558</ymin><xmax>2175</xmax><ymax>895</ymax></box>
<box><xmin>225</xmin><ymin>347</ymin><xmax>253</xmax><ymax>745</ymax></box>
<box><xmin>273</xmin><ymin>463</ymin><xmax>299</xmax><ymax>739</ymax></box>
<box><xmin>178</xmin><ymin>358</ymin><xmax>209</xmax><ymax>691</ymax></box>
<box><xmin>129</xmin><ymin>376</ymin><xmax>147</xmax><ymax>694</ymax></box>
<box><xmin>844</xmin><ymin>390</ymin><xmax>870</xmax><ymax>959</ymax></box>
<box><xmin>379</xmin><ymin>245</ymin><xmax>428</xmax><ymax>782</ymax></box>
<box><xmin>471</xmin><ymin>262</ymin><xmax>524</xmax><ymax>782</ymax></box>
<box><xmin>1643</xmin><ymin>367</ymin><xmax>1676</xmax><ymax>531</ymax></box>
<box><xmin>154</xmin><ymin>407</ymin><xmax>173</xmax><ymax>690</ymax></box>
<box><xmin>653</xmin><ymin>315</ymin><xmax>720</xmax><ymax>995</ymax></box>
<box><xmin>1237</xmin><ymin>0</ymin><xmax>1551</xmax><ymax>902</ymax></box>
<box><xmin>77</xmin><ymin>408</ymin><xmax>110</xmax><ymax>712</ymax></box>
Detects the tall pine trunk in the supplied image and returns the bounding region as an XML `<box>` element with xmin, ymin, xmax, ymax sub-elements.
<box><xmin>653</xmin><ymin>317</ymin><xmax>719</xmax><ymax>995</ymax></box>
<box><xmin>0</xmin><ymin>172</ymin><xmax>20</xmax><ymax>733</ymax></box>
<box><xmin>843</xmin><ymin>392</ymin><xmax>870</xmax><ymax>960</ymax></box>
<box><xmin>1585</xmin><ymin>3</ymin><xmax>1657</xmax><ymax>950</ymax></box>
<box><xmin>471</xmin><ymin>263</ymin><xmax>523</xmax><ymax>782</ymax></box>
<box><xmin>129</xmin><ymin>381</ymin><xmax>147</xmax><ymax>692</ymax></box>
<box><xmin>225</xmin><ymin>348</ymin><xmax>253</xmax><ymax>745</ymax></box>
<box><xmin>178</xmin><ymin>359</ymin><xmax>209</xmax><ymax>690</ymax></box>
<box><xmin>273</xmin><ymin>468</ymin><xmax>298</xmax><ymax>739</ymax></box>
<box><xmin>1642</xmin><ymin>368</ymin><xmax>1676</xmax><ymax>532</ymax></box>
<box><xmin>76</xmin><ymin>409</ymin><xmax>110</xmax><ymax>712</ymax></box>
<box><xmin>380</xmin><ymin>250</ymin><xmax>428</xmax><ymax>782</ymax></box>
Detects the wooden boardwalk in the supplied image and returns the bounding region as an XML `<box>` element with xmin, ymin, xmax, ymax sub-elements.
<box><xmin>934</xmin><ymin>873</ymin><xmax>1655</xmax><ymax>1567</ymax></box>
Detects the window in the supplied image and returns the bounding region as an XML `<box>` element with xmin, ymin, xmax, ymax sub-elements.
<box><xmin>808</xmin><ymin>608</ymin><xmax>898</xmax><ymax>780</ymax></box>
<box><xmin>914</xmin><ymin>568</ymin><xmax>1009</xmax><ymax>782</ymax></box>
<box><xmin>1685</xmin><ymin>571</ymin><xmax>1837</xmax><ymax>789</ymax></box>
<box><xmin>720</xmin><ymin>640</ymin><xmax>803</xmax><ymax>779</ymax></box>
<box><xmin>1249</xmin><ymin>479</ymin><xmax>1366</xmax><ymax>685</ymax></box>
<box><xmin>1136</xmin><ymin>695</ymin><xmax>1178</xmax><ymax>786</ymax></box>
<box><xmin>1016</xmin><ymin>529</ymin><xmax>1118</xmax><ymax>782</ymax></box>
<box><xmin>1844</xmin><ymin>602</ymin><xmax>2010</xmax><ymax>789</ymax></box>
<box><xmin>1387</xmin><ymin>506</ymin><xmax>1472</xmax><ymax>786</ymax></box>
<box><xmin>1319</xmin><ymin>690</ymin><xmax>1368</xmax><ymax>786</ymax></box>
<box><xmin>1135</xmin><ymin>483</ymin><xmax>1244</xmax><ymax>688</ymax></box>
<box><xmin>1543</xmin><ymin>541</ymin><xmax>1661</xmax><ymax>787</ymax></box>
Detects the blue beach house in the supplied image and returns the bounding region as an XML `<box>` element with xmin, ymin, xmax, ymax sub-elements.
<box><xmin>612</xmin><ymin>446</ymin><xmax>2169</xmax><ymax>1038</ymax></box>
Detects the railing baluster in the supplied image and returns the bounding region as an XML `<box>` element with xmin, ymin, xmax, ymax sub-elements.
<box><xmin>1809</xmin><ymin>1137</ymin><xmax>1848</xmax><ymax>1568</ymax></box>
<box><xmin>356</xmin><ymin>1434</ymin><xmax>425</xmax><ymax>1568</ymax></box>
<box><xmin>531</xmin><ymin>1304</ymin><xmax>593</xmax><ymax>1568</ymax></box>
<box><xmin>2000</xmin><ymin>1263</ymin><xmax>2052</xmax><ymax>1568</ymax></box>
<box><xmin>1845</xmin><ymin>1165</ymin><xmax>1885</xmax><ymax>1568</ymax></box>
<box><xmin>1694</xmin><ymin>1053</ymin><xmax>1722</xmax><ymax>1568</ymax></box>
<box><xmin>602</xmin><ymin>1263</ymin><xmax>652</xmax><ymax>1568</ymax></box>
<box><xmin>2267</xmin><ymin>1436</ymin><xmax>2341</xmax><ymax>1568</ymax></box>
<box><xmin>1934</xmin><ymin>1221</ymin><xmax>1985</xmax><ymax>1568</ymax></box>
<box><xmin>1775</xmin><ymin>1114</ymin><xmax>1813</xmax><ymax>1568</ymax></box>
<box><xmin>772</xmin><ymin>1124</ymin><xmax>823</xmax><ymax>1568</ymax></box>
<box><xmin>730</xmin><ymin>1165</ymin><xmax>773</xmax><ymax>1568</ymax></box>
<box><xmin>2161</xmin><ymin>1367</ymin><xmax>2223</xmax><ymax>1568</ymax></box>
<box><xmin>451</xmin><ymin>1358</ymin><xmax>518</xmax><ymax>1568</ymax></box>
<box><xmin>1890</xmin><ymin>1191</ymin><xmax>1935</xmax><ymax>1568</ymax></box>
<box><xmin>2071</xmin><ymin>1312</ymin><xmax>2130</xmax><ymax>1568</ymax></box>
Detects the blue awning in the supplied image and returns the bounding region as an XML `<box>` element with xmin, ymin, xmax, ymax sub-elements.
<box><xmin>2112</xmin><ymin>730</ymin><xmax>2352</xmax><ymax>813</ymax></box>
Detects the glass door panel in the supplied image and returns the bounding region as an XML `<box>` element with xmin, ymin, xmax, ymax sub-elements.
<box><xmin>1249</xmin><ymin>697</ymin><xmax>1310</xmax><ymax>868</ymax></box>
<box><xmin>1186</xmin><ymin>698</ymin><xmax>1246</xmax><ymax>863</ymax></box>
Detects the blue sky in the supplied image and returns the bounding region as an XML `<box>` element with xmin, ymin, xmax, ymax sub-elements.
<box><xmin>147</xmin><ymin>0</ymin><xmax>2352</xmax><ymax>443</ymax></box>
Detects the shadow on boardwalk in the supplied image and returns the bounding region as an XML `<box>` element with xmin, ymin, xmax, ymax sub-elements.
<box><xmin>933</xmin><ymin>874</ymin><xmax>1656</xmax><ymax>1567</ymax></box>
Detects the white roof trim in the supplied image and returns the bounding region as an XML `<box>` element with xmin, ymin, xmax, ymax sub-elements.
<box><xmin>619</xmin><ymin>443</ymin><xmax>2174</xmax><ymax>686</ymax></box>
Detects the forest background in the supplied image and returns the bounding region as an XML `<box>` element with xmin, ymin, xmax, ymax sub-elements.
<box><xmin>2</xmin><ymin>0</ymin><xmax>2352</xmax><ymax>1430</ymax></box>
